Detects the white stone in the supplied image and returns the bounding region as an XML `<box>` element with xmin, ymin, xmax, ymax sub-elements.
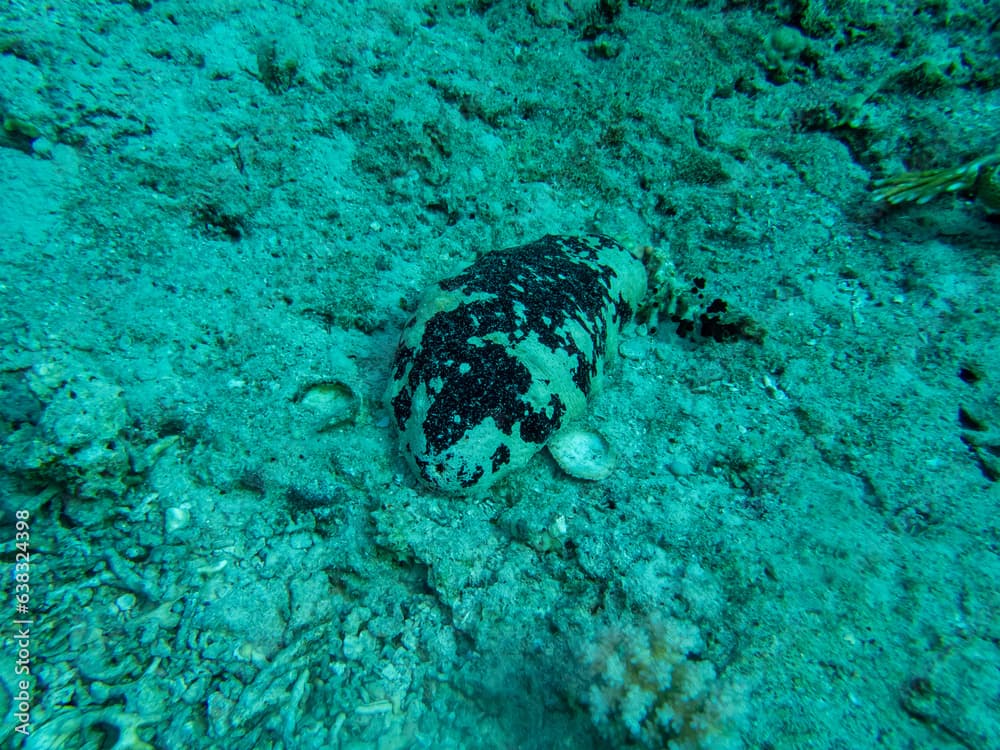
<box><xmin>164</xmin><ymin>506</ymin><xmax>191</xmax><ymax>533</ymax></box>
<box><xmin>548</xmin><ymin>428</ymin><xmax>617</xmax><ymax>481</ymax></box>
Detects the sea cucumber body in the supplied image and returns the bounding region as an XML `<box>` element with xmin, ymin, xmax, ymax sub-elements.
<box><xmin>387</xmin><ymin>234</ymin><xmax>646</xmax><ymax>494</ymax></box>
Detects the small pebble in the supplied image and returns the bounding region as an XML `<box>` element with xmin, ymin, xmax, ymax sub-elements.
<box><xmin>165</xmin><ymin>506</ymin><xmax>191</xmax><ymax>533</ymax></box>
<box><xmin>619</xmin><ymin>337</ymin><xmax>650</xmax><ymax>360</ymax></box>
<box><xmin>668</xmin><ymin>457</ymin><xmax>694</xmax><ymax>477</ymax></box>
<box><xmin>548</xmin><ymin>428</ymin><xmax>617</xmax><ymax>481</ymax></box>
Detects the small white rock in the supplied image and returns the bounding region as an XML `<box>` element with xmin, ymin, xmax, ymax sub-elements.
<box><xmin>618</xmin><ymin>336</ymin><xmax>650</xmax><ymax>360</ymax></box>
<box><xmin>164</xmin><ymin>506</ymin><xmax>191</xmax><ymax>533</ymax></box>
<box><xmin>548</xmin><ymin>513</ymin><xmax>567</xmax><ymax>538</ymax></box>
<box><xmin>547</xmin><ymin>428</ymin><xmax>617</xmax><ymax>481</ymax></box>
<box><xmin>667</xmin><ymin>457</ymin><xmax>694</xmax><ymax>477</ymax></box>
<box><xmin>298</xmin><ymin>380</ymin><xmax>361</xmax><ymax>429</ymax></box>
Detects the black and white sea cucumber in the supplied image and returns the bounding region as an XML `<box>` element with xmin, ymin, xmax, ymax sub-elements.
<box><xmin>387</xmin><ymin>234</ymin><xmax>647</xmax><ymax>494</ymax></box>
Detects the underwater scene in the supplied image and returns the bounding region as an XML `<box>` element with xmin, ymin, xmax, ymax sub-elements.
<box><xmin>1</xmin><ymin>1</ymin><xmax>998</xmax><ymax>748</ymax></box>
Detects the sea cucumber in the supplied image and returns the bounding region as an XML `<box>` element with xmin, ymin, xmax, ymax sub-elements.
<box><xmin>387</xmin><ymin>234</ymin><xmax>646</xmax><ymax>494</ymax></box>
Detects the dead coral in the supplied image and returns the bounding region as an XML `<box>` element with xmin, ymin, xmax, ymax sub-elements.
<box><xmin>872</xmin><ymin>149</ymin><xmax>1000</xmax><ymax>210</ymax></box>
<box><xmin>583</xmin><ymin>614</ymin><xmax>748</xmax><ymax>750</ymax></box>
<box><xmin>26</xmin><ymin>707</ymin><xmax>156</xmax><ymax>750</ymax></box>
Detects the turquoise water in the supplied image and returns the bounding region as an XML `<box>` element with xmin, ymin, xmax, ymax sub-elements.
<box><xmin>1</xmin><ymin>1</ymin><xmax>998</xmax><ymax>748</ymax></box>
